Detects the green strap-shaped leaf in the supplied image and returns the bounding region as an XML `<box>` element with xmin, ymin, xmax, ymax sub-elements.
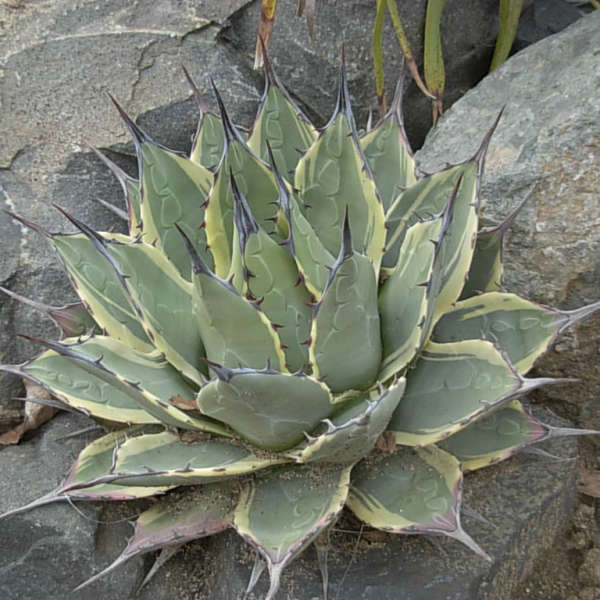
<box><xmin>181</xmin><ymin>226</ymin><xmax>287</xmax><ymax>372</ymax></box>
<box><xmin>99</xmin><ymin>238</ymin><xmax>206</xmax><ymax>383</ymax></box>
<box><xmin>288</xmin><ymin>378</ymin><xmax>406</xmax><ymax>463</ymax></box>
<box><xmin>379</xmin><ymin>217</ymin><xmax>442</xmax><ymax>381</ymax></box>
<box><xmin>229</xmin><ymin>177</ymin><xmax>312</xmax><ymax>372</ymax></box>
<box><xmin>0</xmin><ymin>427</ymin><xmax>171</xmax><ymax>521</ymax></box>
<box><xmin>33</xmin><ymin>337</ymin><xmax>227</xmax><ymax>434</ymax></box>
<box><xmin>347</xmin><ymin>445</ymin><xmax>488</xmax><ymax>558</ymax></box>
<box><xmin>310</xmin><ymin>219</ymin><xmax>382</xmax><ymax>393</ymax></box>
<box><xmin>74</xmin><ymin>482</ymin><xmax>236</xmax><ymax>591</ymax></box>
<box><xmin>53</xmin><ymin>233</ymin><xmax>152</xmax><ymax>352</ymax></box>
<box><xmin>360</xmin><ymin>78</ymin><xmax>416</xmax><ymax>212</ymax></box>
<box><xmin>63</xmin><ymin>431</ymin><xmax>285</xmax><ymax>489</ymax></box>
<box><xmin>384</xmin><ymin>163</ymin><xmax>471</xmax><ymax>270</ymax></box>
<box><xmin>191</xmin><ymin>112</ymin><xmax>226</xmax><ymax>171</ymax></box>
<box><xmin>387</xmin><ymin>340</ymin><xmax>525</xmax><ymax>446</ymax></box>
<box><xmin>233</xmin><ymin>463</ymin><xmax>351</xmax><ymax>600</ymax></box>
<box><xmin>432</xmin><ymin>292</ymin><xmax>600</xmax><ymax>375</ymax></box>
<box><xmin>196</xmin><ymin>367</ymin><xmax>335</xmax><ymax>451</ymax></box>
<box><xmin>438</xmin><ymin>399</ymin><xmax>546</xmax><ymax>471</ymax></box>
<box><xmin>294</xmin><ymin>65</ymin><xmax>385</xmax><ymax>272</ymax></box>
<box><xmin>247</xmin><ymin>52</ymin><xmax>317</xmax><ymax>181</ymax></box>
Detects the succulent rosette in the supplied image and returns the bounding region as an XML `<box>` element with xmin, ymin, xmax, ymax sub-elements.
<box><xmin>2</xmin><ymin>51</ymin><xmax>598</xmax><ymax>599</ymax></box>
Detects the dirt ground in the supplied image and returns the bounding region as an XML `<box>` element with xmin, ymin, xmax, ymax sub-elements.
<box><xmin>513</xmin><ymin>436</ymin><xmax>600</xmax><ymax>600</ymax></box>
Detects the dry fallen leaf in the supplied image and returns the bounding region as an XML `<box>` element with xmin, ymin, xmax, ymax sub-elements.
<box><xmin>170</xmin><ymin>395</ymin><xmax>197</xmax><ymax>411</ymax></box>
<box><xmin>578</xmin><ymin>469</ymin><xmax>600</xmax><ymax>498</ymax></box>
<box><xmin>0</xmin><ymin>381</ymin><xmax>58</xmax><ymax>445</ymax></box>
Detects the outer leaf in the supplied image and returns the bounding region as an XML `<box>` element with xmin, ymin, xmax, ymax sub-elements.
<box><xmin>378</xmin><ymin>217</ymin><xmax>442</xmax><ymax>381</ymax></box>
<box><xmin>310</xmin><ymin>218</ymin><xmax>382</xmax><ymax>393</ymax></box>
<box><xmin>387</xmin><ymin>339</ymin><xmax>550</xmax><ymax>446</ymax></box>
<box><xmin>347</xmin><ymin>445</ymin><xmax>488</xmax><ymax>558</ymax></box>
<box><xmin>17</xmin><ymin>347</ymin><xmax>160</xmax><ymax>425</ymax></box>
<box><xmin>110</xmin><ymin>96</ymin><xmax>214</xmax><ymax>279</ymax></box>
<box><xmin>247</xmin><ymin>47</ymin><xmax>317</xmax><ymax>181</ymax></box>
<box><xmin>56</xmin><ymin>209</ymin><xmax>206</xmax><ymax>384</ymax></box>
<box><xmin>53</xmin><ymin>233</ymin><xmax>151</xmax><ymax>352</ymax></box>
<box><xmin>438</xmin><ymin>399</ymin><xmax>546</xmax><ymax>471</ymax></box>
<box><xmin>361</xmin><ymin>76</ymin><xmax>416</xmax><ymax>211</ymax></box>
<box><xmin>288</xmin><ymin>378</ymin><xmax>406</xmax><ymax>463</ymax></box>
<box><xmin>432</xmin><ymin>292</ymin><xmax>600</xmax><ymax>374</ymax></box>
<box><xmin>196</xmin><ymin>367</ymin><xmax>335</xmax><ymax>451</ymax></box>
<box><xmin>294</xmin><ymin>64</ymin><xmax>386</xmax><ymax>272</ymax></box>
<box><xmin>30</xmin><ymin>336</ymin><xmax>227</xmax><ymax>435</ymax></box>
<box><xmin>97</xmin><ymin>237</ymin><xmax>205</xmax><ymax>383</ymax></box>
<box><xmin>234</xmin><ymin>463</ymin><xmax>351</xmax><ymax>600</ymax></box>
<box><xmin>74</xmin><ymin>483</ymin><xmax>236</xmax><ymax>591</ymax></box>
<box><xmin>0</xmin><ymin>286</ymin><xmax>97</xmax><ymax>339</ymax></box>
<box><xmin>0</xmin><ymin>427</ymin><xmax>170</xmax><ymax>521</ymax></box>
<box><xmin>65</xmin><ymin>430</ymin><xmax>285</xmax><ymax>489</ymax></box>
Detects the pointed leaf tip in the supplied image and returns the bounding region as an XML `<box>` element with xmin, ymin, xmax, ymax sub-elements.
<box><xmin>472</xmin><ymin>108</ymin><xmax>504</xmax><ymax>171</ymax></box>
<box><xmin>107</xmin><ymin>93</ymin><xmax>151</xmax><ymax>148</ymax></box>
<box><xmin>230</xmin><ymin>170</ymin><xmax>259</xmax><ymax>251</ymax></box>
<box><xmin>173</xmin><ymin>223</ymin><xmax>211</xmax><ymax>277</ymax></box>
<box><xmin>210</xmin><ymin>79</ymin><xmax>245</xmax><ymax>147</ymax></box>
<box><xmin>3</xmin><ymin>209</ymin><xmax>51</xmax><ymax>238</ymax></box>
<box><xmin>52</xmin><ymin>204</ymin><xmax>107</xmax><ymax>248</ymax></box>
<box><xmin>181</xmin><ymin>65</ymin><xmax>209</xmax><ymax>114</ymax></box>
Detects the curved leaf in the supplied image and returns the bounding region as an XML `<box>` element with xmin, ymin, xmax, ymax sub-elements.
<box><xmin>310</xmin><ymin>219</ymin><xmax>382</xmax><ymax>393</ymax></box>
<box><xmin>64</xmin><ymin>431</ymin><xmax>285</xmax><ymax>489</ymax></box>
<box><xmin>438</xmin><ymin>400</ymin><xmax>545</xmax><ymax>471</ymax></box>
<box><xmin>388</xmin><ymin>340</ymin><xmax>528</xmax><ymax>446</ymax></box>
<box><xmin>432</xmin><ymin>292</ymin><xmax>600</xmax><ymax>374</ymax></box>
<box><xmin>288</xmin><ymin>378</ymin><xmax>406</xmax><ymax>463</ymax></box>
<box><xmin>197</xmin><ymin>367</ymin><xmax>335</xmax><ymax>451</ymax></box>
<box><xmin>347</xmin><ymin>445</ymin><xmax>488</xmax><ymax>558</ymax></box>
<box><xmin>234</xmin><ymin>463</ymin><xmax>351</xmax><ymax>600</ymax></box>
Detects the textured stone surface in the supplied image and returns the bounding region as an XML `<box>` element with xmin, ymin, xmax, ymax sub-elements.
<box><xmin>416</xmin><ymin>11</ymin><xmax>600</xmax><ymax>434</ymax></box>
<box><xmin>0</xmin><ymin>413</ymin><xmax>143</xmax><ymax>600</ymax></box>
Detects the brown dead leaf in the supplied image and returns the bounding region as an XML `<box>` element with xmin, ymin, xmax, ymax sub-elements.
<box><xmin>169</xmin><ymin>395</ymin><xmax>197</xmax><ymax>411</ymax></box>
<box><xmin>578</xmin><ymin>469</ymin><xmax>600</xmax><ymax>498</ymax></box>
<box><xmin>0</xmin><ymin>381</ymin><xmax>58</xmax><ymax>445</ymax></box>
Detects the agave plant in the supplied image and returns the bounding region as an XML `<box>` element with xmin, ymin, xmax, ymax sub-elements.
<box><xmin>2</xmin><ymin>50</ymin><xmax>599</xmax><ymax>599</ymax></box>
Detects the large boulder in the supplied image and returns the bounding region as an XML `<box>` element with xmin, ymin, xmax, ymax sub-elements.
<box><xmin>416</xmin><ymin>9</ymin><xmax>600</xmax><ymax>435</ymax></box>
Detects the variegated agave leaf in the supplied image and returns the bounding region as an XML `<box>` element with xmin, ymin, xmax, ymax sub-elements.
<box><xmin>2</xmin><ymin>46</ymin><xmax>598</xmax><ymax>600</ymax></box>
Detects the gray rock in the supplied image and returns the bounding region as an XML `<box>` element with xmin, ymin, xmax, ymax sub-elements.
<box><xmin>579</xmin><ymin>549</ymin><xmax>600</xmax><ymax>588</ymax></box>
<box><xmin>0</xmin><ymin>412</ymin><xmax>144</xmax><ymax>600</ymax></box>
<box><xmin>415</xmin><ymin>12</ymin><xmax>600</xmax><ymax>433</ymax></box>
